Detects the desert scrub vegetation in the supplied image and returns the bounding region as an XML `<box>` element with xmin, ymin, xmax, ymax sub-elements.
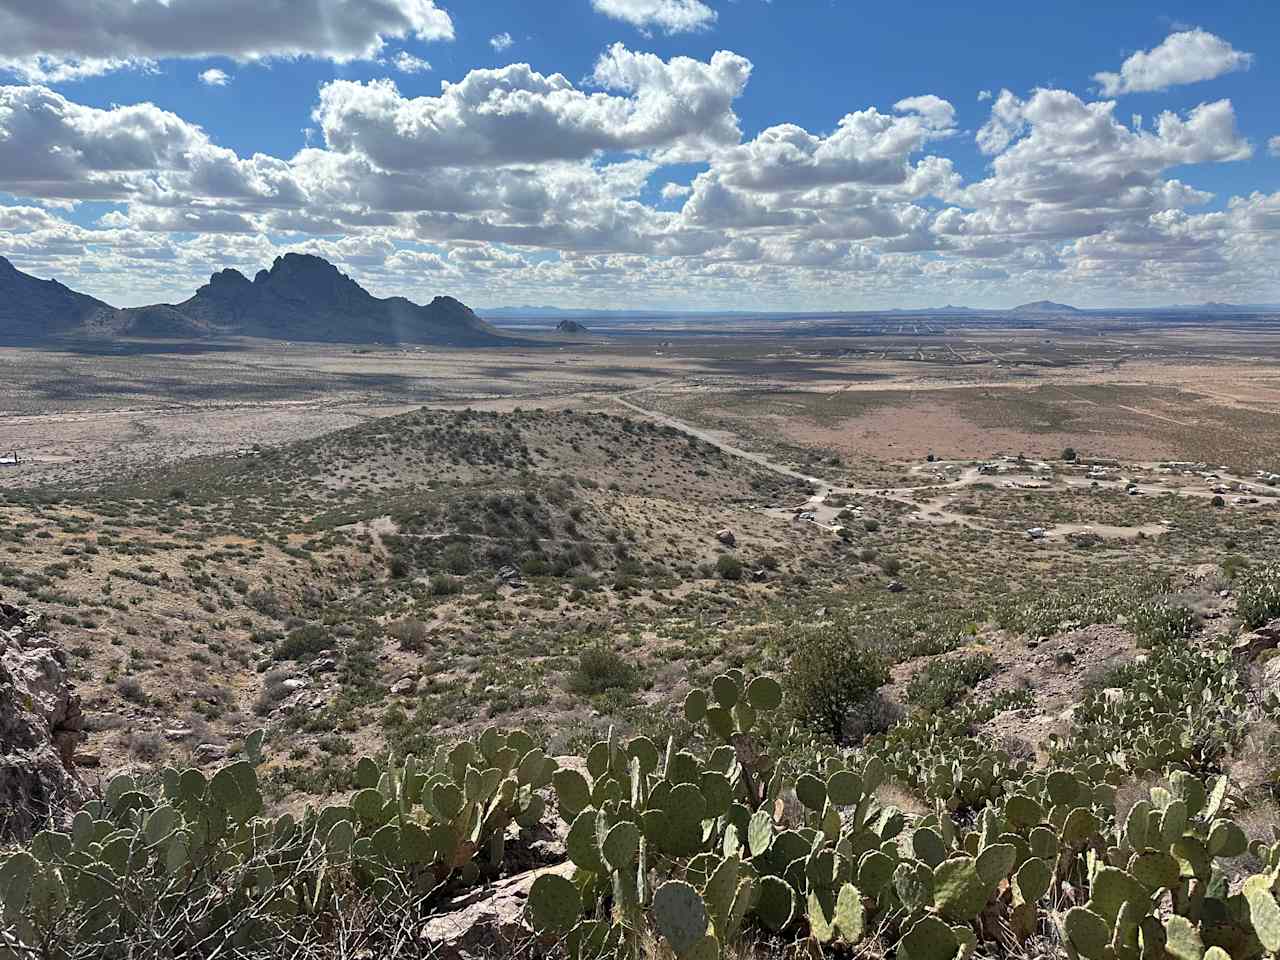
<box><xmin>566</xmin><ymin>643</ymin><xmax>641</xmax><ymax>698</ymax></box>
<box><xmin>782</xmin><ymin>617</ymin><xmax>889</xmax><ymax>744</ymax></box>
<box><xmin>903</xmin><ymin>650</ymin><xmax>997</xmax><ymax>713</ymax></box>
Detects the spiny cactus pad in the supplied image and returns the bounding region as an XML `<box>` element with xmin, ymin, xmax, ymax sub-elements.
<box><xmin>652</xmin><ymin>881</ymin><xmax>709</xmax><ymax>956</ymax></box>
<box><xmin>528</xmin><ymin>872</ymin><xmax>582</xmax><ymax>936</ymax></box>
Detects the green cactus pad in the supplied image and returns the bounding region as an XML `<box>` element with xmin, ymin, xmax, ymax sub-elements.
<box><xmin>1164</xmin><ymin>914</ymin><xmax>1204</xmax><ymax>960</ymax></box>
<box><xmin>826</xmin><ymin>770</ymin><xmax>863</xmax><ymax>807</ymax></box>
<box><xmin>795</xmin><ymin>774</ymin><xmax>827</xmax><ymax>812</ymax></box>
<box><xmin>755</xmin><ymin>874</ymin><xmax>796</xmax><ymax>932</ymax></box>
<box><xmin>834</xmin><ymin>883</ymin><xmax>865</xmax><ymax>943</ymax></box>
<box><xmin>354</xmin><ymin>756</ymin><xmax>379</xmax><ymax>789</ymax></box>
<box><xmin>1063</xmin><ymin>907</ymin><xmax>1111</xmax><ymax>960</ymax></box>
<box><xmin>807</xmin><ymin>887</ymin><xmax>836</xmax><ymax>944</ymax></box>
<box><xmin>601</xmin><ymin>821</ymin><xmax>641</xmax><ymax>871</ymax></box>
<box><xmin>1247</xmin><ymin>887</ymin><xmax>1280</xmax><ymax>953</ymax></box>
<box><xmin>703</xmin><ymin>706</ymin><xmax>735</xmax><ymax>742</ymax></box>
<box><xmin>900</xmin><ymin>914</ymin><xmax>959</xmax><ymax>960</ymax></box>
<box><xmin>746</xmin><ymin>676</ymin><xmax>783</xmax><ymax>711</ymax></box>
<box><xmin>933</xmin><ymin>857</ymin><xmax>990</xmax><ymax>922</ymax></box>
<box><xmin>1128</xmin><ymin>850</ymin><xmax>1180</xmax><ymax>891</ymax></box>
<box><xmin>711</xmin><ymin>675</ymin><xmax>739</xmax><ymax>709</ymax></box>
<box><xmin>627</xmin><ymin>737</ymin><xmax>660</xmax><ymax>774</ymax></box>
<box><xmin>1012</xmin><ymin>857</ymin><xmax>1051</xmax><ymax>905</ymax></box>
<box><xmin>975</xmin><ymin>843</ymin><xmax>1016</xmax><ymax>888</ymax></box>
<box><xmin>1088</xmin><ymin>867</ymin><xmax>1148</xmax><ymax>924</ymax></box>
<box><xmin>1005</xmin><ymin>794</ymin><xmax>1043</xmax><ymax>829</ymax></box>
<box><xmin>653</xmin><ymin>880</ymin><xmax>710</xmax><ymax>955</ymax></box>
<box><xmin>747</xmin><ymin>810</ymin><xmax>773</xmax><ymax>858</ymax></box>
<box><xmin>567</xmin><ymin>810</ymin><xmax>604</xmax><ymax>873</ymax></box>
<box><xmin>894</xmin><ymin>861</ymin><xmax>935</xmax><ymax>913</ymax></box>
<box><xmin>912</xmin><ymin>827</ymin><xmax>947</xmax><ymax>868</ymax></box>
<box><xmin>683</xmin><ymin>689</ymin><xmax>709</xmax><ymax>723</ymax></box>
<box><xmin>1208</xmin><ymin>820</ymin><xmax>1248</xmax><ymax>858</ymax></box>
<box><xmin>528</xmin><ymin>872</ymin><xmax>582</xmax><ymax>936</ymax></box>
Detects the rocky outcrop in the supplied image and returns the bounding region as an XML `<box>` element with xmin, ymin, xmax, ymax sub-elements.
<box><xmin>0</xmin><ymin>600</ymin><xmax>87</xmax><ymax>840</ymax></box>
<box><xmin>420</xmin><ymin>863</ymin><xmax>573</xmax><ymax>959</ymax></box>
<box><xmin>1233</xmin><ymin>617</ymin><xmax>1280</xmax><ymax>666</ymax></box>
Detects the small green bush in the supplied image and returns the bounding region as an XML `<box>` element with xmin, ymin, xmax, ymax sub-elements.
<box><xmin>274</xmin><ymin>624</ymin><xmax>333</xmax><ymax>662</ymax></box>
<box><xmin>566</xmin><ymin>644</ymin><xmax>640</xmax><ymax>697</ymax></box>
<box><xmin>784</xmin><ymin>618</ymin><xmax>889</xmax><ymax>745</ymax></box>
<box><xmin>715</xmin><ymin>554</ymin><xmax>743</xmax><ymax>581</ymax></box>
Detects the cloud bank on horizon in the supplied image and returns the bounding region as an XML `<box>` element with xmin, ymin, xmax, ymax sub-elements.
<box><xmin>0</xmin><ymin>0</ymin><xmax>1276</xmax><ymax>311</ymax></box>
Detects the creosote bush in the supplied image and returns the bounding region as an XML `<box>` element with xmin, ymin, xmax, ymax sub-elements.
<box><xmin>567</xmin><ymin>643</ymin><xmax>640</xmax><ymax>697</ymax></box>
<box><xmin>783</xmin><ymin>617</ymin><xmax>889</xmax><ymax>745</ymax></box>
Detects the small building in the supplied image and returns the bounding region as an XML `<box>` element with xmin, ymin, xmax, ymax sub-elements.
<box><xmin>0</xmin><ymin>451</ymin><xmax>18</xmax><ymax>467</ymax></box>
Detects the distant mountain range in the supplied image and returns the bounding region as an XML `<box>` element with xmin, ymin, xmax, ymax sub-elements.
<box><xmin>487</xmin><ymin>299</ymin><xmax>1279</xmax><ymax>319</ymax></box>
<box><xmin>4</xmin><ymin>256</ymin><xmax>1275</xmax><ymax>347</ymax></box>
<box><xmin>0</xmin><ymin>254</ymin><xmax>515</xmax><ymax>346</ymax></box>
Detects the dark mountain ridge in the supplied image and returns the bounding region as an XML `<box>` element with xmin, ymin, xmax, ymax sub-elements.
<box><xmin>0</xmin><ymin>254</ymin><xmax>514</xmax><ymax>347</ymax></box>
<box><xmin>1008</xmin><ymin>300</ymin><xmax>1081</xmax><ymax>314</ymax></box>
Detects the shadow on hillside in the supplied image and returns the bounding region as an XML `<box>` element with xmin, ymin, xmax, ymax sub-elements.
<box><xmin>35</xmin><ymin>369</ymin><xmax>432</xmax><ymax>404</ymax></box>
<box><xmin>14</xmin><ymin>339</ymin><xmax>246</xmax><ymax>357</ymax></box>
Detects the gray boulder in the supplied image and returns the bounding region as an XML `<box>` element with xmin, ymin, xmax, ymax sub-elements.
<box><xmin>0</xmin><ymin>600</ymin><xmax>87</xmax><ymax>841</ymax></box>
<box><xmin>420</xmin><ymin>862</ymin><xmax>573</xmax><ymax>959</ymax></box>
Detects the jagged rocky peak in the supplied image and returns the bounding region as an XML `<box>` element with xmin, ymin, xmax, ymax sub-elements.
<box><xmin>256</xmin><ymin>253</ymin><xmax>365</xmax><ymax>299</ymax></box>
<box><xmin>195</xmin><ymin>267</ymin><xmax>253</xmax><ymax>299</ymax></box>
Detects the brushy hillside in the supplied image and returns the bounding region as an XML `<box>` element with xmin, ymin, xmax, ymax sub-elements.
<box><xmin>0</xmin><ymin>407</ymin><xmax>818</xmax><ymax>781</ymax></box>
<box><xmin>2</xmin><ymin>563</ymin><xmax>1280</xmax><ymax>959</ymax></box>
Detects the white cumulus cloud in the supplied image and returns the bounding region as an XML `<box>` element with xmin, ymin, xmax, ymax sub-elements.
<box><xmin>590</xmin><ymin>0</ymin><xmax>717</xmax><ymax>34</ymax></box>
<box><xmin>312</xmin><ymin>44</ymin><xmax>751</xmax><ymax>168</ymax></box>
<box><xmin>0</xmin><ymin>0</ymin><xmax>454</xmax><ymax>81</ymax></box>
<box><xmin>199</xmin><ymin>68</ymin><xmax>231</xmax><ymax>87</ymax></box>
<box><xmin>390</xmin><ymin>51</ymin><xmax>431</xmax><ymax>73</ymax></box>
<box><xmin>1093</xmin><ymin>29</ymin><xmax>1253</xmax><ymax>95</ymax></box>
<box><xmin>490</xmin><ymin>33</ymin><xmax>514</xmax><ymax>53</ymax></box>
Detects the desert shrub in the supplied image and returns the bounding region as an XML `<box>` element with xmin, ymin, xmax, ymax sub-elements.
<box><xmin>387</xmin><ymin>618</ymin><xmax>428</xmax><ymax>652</ymax></box>
<box><xmin>441</xmin><ymin>542</ymin><xmax>473</xmax><ymax>575</ymax></box>
<box><xmin>117</xmin><ymin>676</ymin><xmax>148</xmax><ymax>705</ymax></box>
<box><xmin>904</xmin><ymin>652</ymin><xmax>997</xmax><ymax>712</ymax></box>
<box><xmin>125</xmin><ymin>730</ymin><xmax>163</xmax><ymax>761</ymax></box>
<box><xmin>1237</xmin><ymin>562</ymin><xmax>1280</xmax><ymax>629</ymax></box>
<box><xmin>784</xmin><ymin>618</ymin><xmax>889</xmax><ymax>745</ymax></box>
<box><xmin>715</xmin><ymin>554</ymin><xmax>743</xmax><ymax>581</ymax></box>
<box><xmin>879</xmin><ymin>556</ymin><xmax>902</xmax><ymax>576</ymax></box>
<box><xmin>843</xmin><ymin>691</ymin><xmax>903</xmax><ymax>744</ymax></box>
<box><xmin>246</xmin><ymin>588</ymin><xmax>283</xmax><ymax>618</ymax></box>
<box><xmin>566</xmin><ymin>644</ymin><xmax>640</xmax><ymax>697</ymax></box>
<box><xmin>430</xmin><ymin>573</ymin><xmax>461</xmax><ymax>596</ymax></box>
<box><xmin>1062</xmin><ymin>447</ymin><xmax>1077</xmax><ymax>461</ymax></box>
<box><xmin>274</xmin><ymin>624</ymin><xmax>333</xmax><ymax>662</ymax></box>
<box><xmin>863</xmin><ymin>518</ymin><xmax>880</xmax><ymax>533</ymax></box>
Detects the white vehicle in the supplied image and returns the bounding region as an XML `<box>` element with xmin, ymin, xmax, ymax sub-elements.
<box><xmin>1026</xmin><ymin>527</ymin><xmax>1047</xmax><ymax>540</ymax></box>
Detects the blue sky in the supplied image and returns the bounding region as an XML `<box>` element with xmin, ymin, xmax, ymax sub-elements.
<box><xmin>1</xmin><ymin>0</ymin><xmax>1278</xmax><ymax>309</ymax></box>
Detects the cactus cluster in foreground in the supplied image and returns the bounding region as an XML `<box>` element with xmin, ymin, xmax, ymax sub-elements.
<box><xmin>2</xmin><ymin>665</ymin><xmax>1280</xmax><ymax>959</ymax></box>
